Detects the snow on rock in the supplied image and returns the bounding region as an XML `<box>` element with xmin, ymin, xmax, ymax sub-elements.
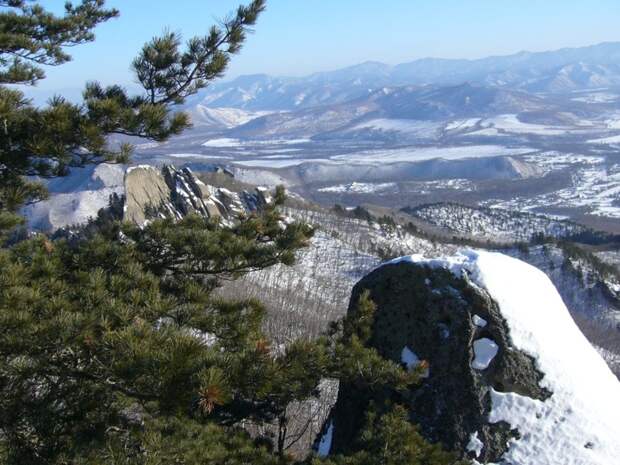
<box><xmin>401</xmin><ymin>346</ymin><xmax>430</xmax><ymax>377</ymax></box>
<box><xmin>23</xmin><ymin>163</ymin><xmax>273</xmax><ymax>232</ymax></box>
<box><xmin>317</xmin><ymin>421</ymin><xmax>333</xmax><ymax>457</ymax></box>
<box><xmin>466</xmin><ymin>431</ymin><xmax>484</xmax><ymax>458</ymax></box>
<box><xmin>471</xmin><ymin>338</ymin><xmax>499</xmax><ymax>370</ymax></box>
<box><xmin>473</xmin><ymin>315</ymin><xmax>488</xmax><ymax>327</ymax></box>
<box><xmin>389</xmin><ymin>250</ymin><xmax>620</xmax><ymax>465</ymax></box>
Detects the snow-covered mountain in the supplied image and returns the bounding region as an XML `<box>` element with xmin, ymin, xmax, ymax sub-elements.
<box><xmin>221</xmin><ymin>83</ymin><xmax>556</xmax><ymax>140</ymax></box>
<box><xmin>197</xmin><ymin>42</ymin><xmax>620</xmax><ymax>111</ymax></box>
<box><xmin>22</xmin><ymin>164</ymin><xmax>126</xmax><ymax>232</ymax></box>
<box><xmin>23</xmin><ymin>164</ymin><xmax>620</xmax><ymax>372</ymax></box>
<box><xmin>22</xmin><ymin>163</ymin><xmax>270</xmax><ymax>232</ymax></box>
<box><xmin>182</xmin><ymin>105</ymin><xmax>272</xmax><ymax>129</ymax></box>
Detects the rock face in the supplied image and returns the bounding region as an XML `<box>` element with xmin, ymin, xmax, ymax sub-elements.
<box><xmin>123</xmin><ymin>164</ymin><xmax>270</xmax><ymax>225</ymax></box>
<box><xmin>329</xmin><ymin>259</ymin><xmax>547</xmax><ymax>463</ymax></box>
<box><xmin>327</xmin><ymin>251</ymin><xmax>620</xmax><ymax>464</ymax></box>
<box><xmin>21</xmin><ymin>163</ymin><xmax>271</xmax><ymax>232</ymax></box>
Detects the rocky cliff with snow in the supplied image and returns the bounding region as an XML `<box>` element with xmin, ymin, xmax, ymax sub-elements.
<box><xmin>324</xmin><ymin>250</ymin><xmax>620</xmax><ymax>465</ymax></box>
<box><xmin>22</xmin><ymin>163</ymin><xmax>271</xmax><ymax>231</ymax></box>
<box><xmin>123</xmin><ymin>165</ymin><xmax>271</xmax><ymax>225</ymax></box>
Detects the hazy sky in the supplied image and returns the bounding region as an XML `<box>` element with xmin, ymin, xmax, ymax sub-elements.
<box><xmin>20</xmin><ymin>0</ymin><xmax>620</xmax><ymax>93</ymax></box>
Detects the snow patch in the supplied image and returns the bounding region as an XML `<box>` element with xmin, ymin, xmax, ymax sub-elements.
<box><xmin>587</xmin><ymin>134</ymin><xmax>620</xmax><ymax>145</ymax></box>
<box><xmin>317</xmin><ymin>421</ymin><xmax>333</xmax><ymax>457</ymax></box>
<box><xmin>202</xmin><ymin>138</ymin><xmax>242</xmax><ymax>147</ymax></box>
<box><xmin>481</xmin><ymin>114</ymin><xmax>574</xmax><ymax>136</ymax></box>
<box><xmin>22</xmin><ymin>163</ymin><xmax>126</xmax><ymax>231</ymax></box>
<box><xmin>330</xmin><ymin>145</ymin><xmax>535</xmax><ymax>164</ymax></box>
<box><xmin>318</xmin><ymin>182</ymin><xmax>397</xmax><ymax>194</ymax></box>
<box><xmin>401</xmin><ymin>346</ymin><xmax>420</xmax><ymax>370</ymax></box>
<box><xmin>401</xmin><ymin>346</ymin><xmax>429</xmax><ymax>377</ymax></box>
<box><xmin>350</xmin><ymin>118</ymin><xmax>443</xmax><ymax>138</ymax></box>
<box><xmin>471</xmin><ymin>338</ymin><xmax>499</xmax><ymax>370</ymax></box>
<box><xmin>466</xmin><ymin>431</ymin><xmax>484</xmax><ymax>458</ymax></box>
<box><xmin>472</xmin><ymin>315</ymin><xmax>488</xmax><ymax>328</ymax></box>
<box><xmin>446</xmin><ymin>118</ymin><xmax>481</xmax><ymax>131</ymax></box>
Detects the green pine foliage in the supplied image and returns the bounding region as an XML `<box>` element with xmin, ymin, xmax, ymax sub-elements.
<box><xmin>328</xmin><ymin>291</ymin><xmax>422</xmax><ymax>391</ymax></box>
<box><xmin>0</xmin><ymin>0</ymin><xmax>265</xmax><ymax>239</ymax></box>
<box><xmin>311</xmin><ymin>405</ymin><xmax>466</xmax><ymax>465</ymax></box>
<box><xmin>0</xmin><ymin>197</ymin><xmax>317</xmax><ymax>463</ymax></box>
<box><xmin>0</xmin><ymin>2</ymin><xmax>469</xmax><ymax>464</ymax></box>
<box><xmin>0</xmin><ymin>0</ymin><xmax>118</xmax><ymax>85</ymax></box>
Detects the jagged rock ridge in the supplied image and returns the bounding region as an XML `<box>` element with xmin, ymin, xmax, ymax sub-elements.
<box><xmin>123</xmin><ymin>164</ymin><xmax>271</xmax><ymax>225</ymax></box>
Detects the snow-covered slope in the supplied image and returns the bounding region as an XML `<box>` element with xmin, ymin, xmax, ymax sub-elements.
<box><xmin>396</xmin><ymin>250</ymin><xmax>620</xmax><ymax>465</ymax></box>
<box><xmin>186</xmin><ymin>106</ymin><xmax>271</xmax><ymax>128</ymax></box>
<box><xmin>22</xmin><ymin>164</ymin><xmax>125</xmax><ymax>231</ymax></box>
<box><xmin>509</xmin><ymin>245</ymin><xmax>620</xmax><ymax>328</ymax></box>
<box><xmin>221</xmin><ymin>207</ymin><xmax>444</xmax><ymax>340</ymax></box>
<box><xmin>21</xmin><ymin>163</ymin><xmax>271</xmax><ymax>232</ymax></box>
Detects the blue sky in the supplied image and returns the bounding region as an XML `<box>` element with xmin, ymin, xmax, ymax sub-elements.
<box><xmin>23</xmin><ymin>0</ymin><xmax>620</xmax><ymax>93</ymax></box>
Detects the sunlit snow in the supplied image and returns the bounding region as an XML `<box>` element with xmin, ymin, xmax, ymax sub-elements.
<box><xmin>472</xmin><ymin>315</ymin><xmax>488</xmax><ymax>328</ymax></box>
<box><xmin>466</xmin><ymin>431</ymin><xmax>484</xmax><ymax>458</ymax></box>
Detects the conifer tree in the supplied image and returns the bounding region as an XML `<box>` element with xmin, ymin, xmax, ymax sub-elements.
<box><xmin>0</xmin><ymin>0</ymin><xmax>265</xmax><ymax>238</ymax></box>
<box><xmin>0</xmin><ymin>2</ymin><xmax>469</xmax><ymax>464</ymax></box>
<box><xmin>311</xmin><ymin>405</ymin><xmax>466</xmax><ymax>465</ymax></box>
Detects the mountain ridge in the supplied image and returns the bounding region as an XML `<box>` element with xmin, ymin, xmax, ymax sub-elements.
<box><xmin>198</xmin><ymin>42</ymin><xmax>620</xmax><ymax>111</ymax></box>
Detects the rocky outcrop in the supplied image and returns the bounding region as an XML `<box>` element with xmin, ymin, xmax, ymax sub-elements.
<box><xmin>326</xmin><ymin>251</ymin><xmax>620</xmax><ymax>464</ymax></box>
<box><xmin>123</xmin><ymin>164</ymin><xmax>271</xmax><ymax>225</ymax></box>
<box><xmin>124</xmin><ymin>165</ymin><xmax>174</xmax><ymax>225</ymax></box>
<box><xmin>328</xmin><ymin>259</ymin><xmax>547</xmax><ymax>462</ymax></box>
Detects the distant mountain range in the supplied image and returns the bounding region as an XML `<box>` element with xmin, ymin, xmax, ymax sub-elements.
<box><xmin>196</xmin><ymin>42</ymin><xmax>620</xmax><ymax>111</ymax></box>
<box><xmin>223</xmin><ymin>84</ymin><xmax>560</xmax><ymax>140</ymax></box>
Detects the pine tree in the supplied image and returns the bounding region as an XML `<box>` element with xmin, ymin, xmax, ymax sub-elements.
<box><xmin>0</xmin><ymin>204</ymin><xmax>316</xmax><ymax>463</ymax></box>
<box><xmin>0</xmin><ymin>0</ymin><xmax>264</xmax><ymax>239</ymax></box>
<box><xmin>0</xmin><ymin>2</ymin><xmax>469</xmax><ymax>464</ymax></box>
